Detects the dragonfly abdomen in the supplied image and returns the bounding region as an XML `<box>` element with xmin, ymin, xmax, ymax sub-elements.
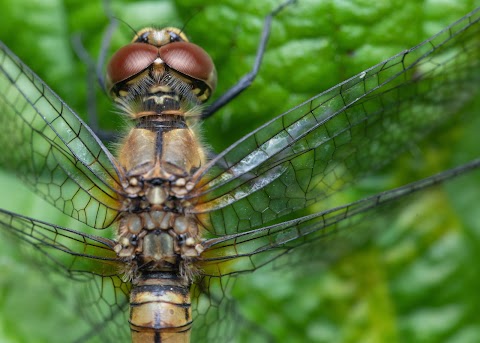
<box><xmin>130</xmin><ymin>272</ymin><xmax>192</xmax><ymax>343</ymax></box>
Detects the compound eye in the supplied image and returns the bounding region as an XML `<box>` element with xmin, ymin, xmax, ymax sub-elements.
<box><xmin>159</xmin><ymin>41</ymin><xmax>217</xmax><ymax>92</ymax></box>
<box><xmin>107</xmin><ymin>43</ymin><xmax>158</xmax><ymax>86</ymax></box>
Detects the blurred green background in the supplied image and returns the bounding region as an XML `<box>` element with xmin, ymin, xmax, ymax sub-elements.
<box><xmin>0</xmin><ymin>0</ymin><xmax>479</xmax><ymax>342</ymax></box>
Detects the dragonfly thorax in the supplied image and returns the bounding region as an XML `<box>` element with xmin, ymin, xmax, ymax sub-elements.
<box><xmin>115</xmin><ymin>176</ymin><xmax>204</xmax><ymax>280</ymax></box>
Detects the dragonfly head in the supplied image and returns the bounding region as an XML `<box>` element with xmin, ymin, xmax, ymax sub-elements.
<box><xmin>106</xmin><ymin>27</ymin><xmax>217</xmax><ymax>112</ymax></box>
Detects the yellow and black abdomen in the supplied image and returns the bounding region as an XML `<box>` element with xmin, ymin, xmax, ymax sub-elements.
<box><xmin>130</xmin><ymin>272</ymin><xmax>192</xmax><ymax>343</ymax></box>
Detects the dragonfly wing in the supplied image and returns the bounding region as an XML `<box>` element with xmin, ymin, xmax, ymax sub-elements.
<box><xmin>191</xmin><ymin>276</ymin><xmax>272</xmax><ymax>343</ymax></box>
<box><xmin>198</xmin><ymin>159</ymin><xmax>480</xmax><ymax>277</ymax></box>
<box><xmin>191</xmin><ymin>276</ymin><xmax>239</xmax><ymax>342</ymax></box>
<box><xmin>0</xmin><ymin>208</ymin><xmax>121</xmax><ymax>276</ymax></box>
<box><xmin>0</xmin><ymin>208</ymin><xmax>131</xmax><ymax>342</ymax></box>
<box><xmin>192</xmin><ymin>8</ymin><xmax>480</xmax><ymax>235</ymax></box>
<box><xmin>0</xmin><ymin>41</ymin><xmax>123</xmax><ymax>228</ymax></box>
<box><xmin>73</xmin><ymin>276</ymin><xmax>131</xmax><ymax>343</ymax></box>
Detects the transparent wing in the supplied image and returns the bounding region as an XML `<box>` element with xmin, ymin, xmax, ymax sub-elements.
<box><xmin>0</xmin><ymin>41</ymin><xmax>123</xmax><ymax>229</ymax></box>
<box><xmin>74</xmin><ymin>276</ymin><xmax>131</xmax><ymax>343</ymax></box>
<box><xmin>0</xmin><ymin>208</ymin><xmax>120</xmax><ymax>273</ymax></box>
<box><xmin>197</xmin><ymin>158</ymin><xmax>480</xmax><ymax>277</ymax></box>
<box><xmin>191</xmin><ymin>276</ymin><xmax>240</xmax><ymax>342</ymax></box>
<box><xmin>191</xmin><ymin>8</ymin><xmax>480</xmax><ymax>235</ymax></box>
<box><xmin>0</xmin><ymin>208</ymin><xmax>131</xmax><ymax>342</ymax></box>
<box><xmin>191</xmin><ymin>158</ymin><xmax>480</xmax><ymax>342</ymax></box>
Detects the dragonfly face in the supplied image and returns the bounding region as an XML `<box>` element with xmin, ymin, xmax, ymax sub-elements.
<box><xmin>0</xmin><ymin>1</ymin><xmax>480</xmax><ymax>342</ymax></box>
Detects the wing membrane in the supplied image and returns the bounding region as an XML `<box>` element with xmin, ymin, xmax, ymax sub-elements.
<box><xmin>198</xmin><ymin>158</ymin><xmax>480</xmax><ymax>277</ymax></box>
<box><xmin>192</xmin><ymin>8</ymin><xmax>480</xmax><ymax>235</ymax></box>
<box><xmin>0</xmin><ymin>41</ymin><xmax>122</xmax><ymax>228</ymax></box>
<box><xmin>191</xmin><ymin>276</ymin><xmax>240</xmax><ymax>342</ymax></box>
<box><xmin>0</xmin><ymin>208</ymin><xmax>121</xmax><ymax>275</ymax></box>
<box><xmin>74</xmin><ymin>276</ymin><xmax>131</xmax><ymax>343</ymax></box>
<box><xmin>0</xmin><ymin>208</ymin><xmax>131</xmax><ymax>342</ymax></box>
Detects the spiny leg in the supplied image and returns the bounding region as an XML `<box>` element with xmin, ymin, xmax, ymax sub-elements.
<box><xmin>202</xmin><ymin>0</ymin><xmax>296</xmax><ymax>119</ymax></box>
<box><xmin>71</xmin><ymin>0</ymin><xmax>118</xmax><ymax>143</ymax></box>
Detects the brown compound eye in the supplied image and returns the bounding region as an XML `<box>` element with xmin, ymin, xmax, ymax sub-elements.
<box><xmin>107</xmin><ymin>39</ymin><xmax>217</xmax><ymax>96</ymax></box>
<box><xmin>159</xmin><ymin>41</ymin><xmax>217</xmax><ymax>92</ymax></box>
<box><xmin>107</xmin><ymin>43</ymin><xmax>159</xmax><ymax>86</ymax></box>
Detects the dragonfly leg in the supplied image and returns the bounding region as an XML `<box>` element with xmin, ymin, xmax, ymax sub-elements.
<box><xmin>70</xmin><ymin>8</ymin><xmax>119</xmax><ymax>143</ymax></box>
<box><xmin>96</xmin><ymin>0</ymin><xmax>118</xmax><ymax>93</ymax></box>
<box><xmin>201</xmin><ymin>0</ymin><xmax>296</xmax><ymax>119</ymax></box>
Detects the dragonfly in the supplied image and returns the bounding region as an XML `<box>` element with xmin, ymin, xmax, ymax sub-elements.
<box><xmin>0</xmin><ymin>0</ymin><xmax>480</xmax><ymax>343</ymax></box>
